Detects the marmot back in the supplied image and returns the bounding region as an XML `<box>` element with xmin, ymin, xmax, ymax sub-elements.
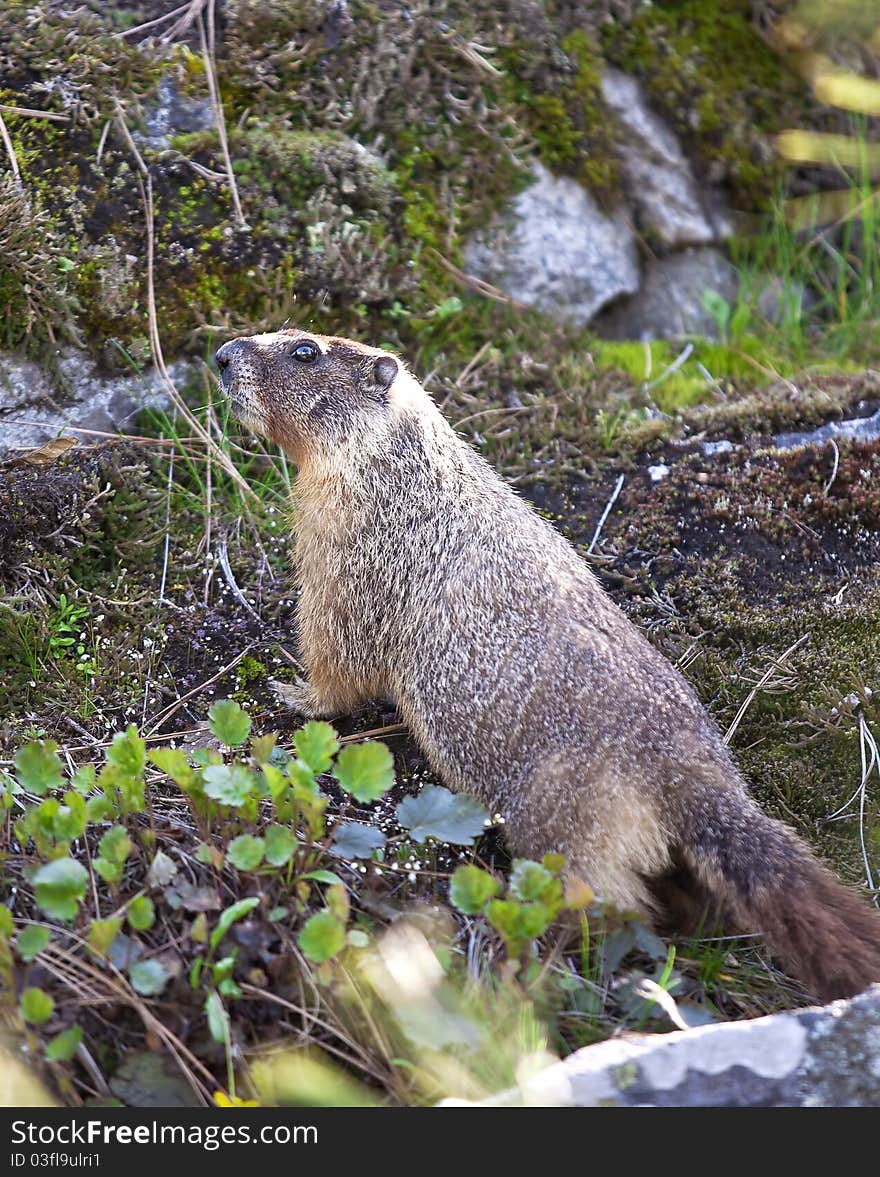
<box><xmin>216</xmin><ymin>328</ymin><xmax>880</xmax><ymax>1002</ymax></box>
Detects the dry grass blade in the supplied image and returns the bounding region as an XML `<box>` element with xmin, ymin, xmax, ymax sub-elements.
<box><xmin>35</xmin><ymin>933</ymin><xmax>215</xmax><ymax>1105</ymax></box>
<box><xmin>723</xmin><ymin>633</ymin><xmax>811</xmax><ymax>746</ymax></box>
<box><xmin>0</xmin><ymin>108</ymin><xmax>23</xmax><ymax>187</ymax></box>
<box><xmin>199</xmin><ymin>0</ymin><xmax>246</xmax><ymax>228</ymax></box>
<box><xmin>144</xmin><ymin>641</ymin><xmax>260</xmax><ymax>735</ymax></box>
<box><xmin>0</xmin><ymin>104</ymin><xmax>69</xmax><ymax>123</ymax></box>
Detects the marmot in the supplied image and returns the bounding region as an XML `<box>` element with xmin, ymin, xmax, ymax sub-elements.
<box><xmin>216</xmin><ymin>329</ymin><xmax>880</xmax><ymax>1001</ymax></box>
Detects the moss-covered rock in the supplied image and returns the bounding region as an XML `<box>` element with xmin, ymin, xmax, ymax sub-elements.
<box><xmin>600</xmin><ymin>0</ymin><xmax>817</xmax><ymax>209</ymax></box>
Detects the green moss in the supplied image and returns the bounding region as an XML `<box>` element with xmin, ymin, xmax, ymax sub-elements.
<box><xmin>494</xmin><ymin>22</ymin><xmax>619</xmax><ymax>202</ymax></box>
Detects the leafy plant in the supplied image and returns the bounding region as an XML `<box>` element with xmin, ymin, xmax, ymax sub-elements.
<box><xmin>449</xmin><ymin>855</ymin><xmax>592</xmax><ymax>965</ymax></box>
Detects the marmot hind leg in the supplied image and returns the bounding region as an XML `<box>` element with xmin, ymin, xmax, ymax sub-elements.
<box><xmin>270</xmin><ymin>677</ymin><xmax>346</xmax><ymax>719</ymax></box>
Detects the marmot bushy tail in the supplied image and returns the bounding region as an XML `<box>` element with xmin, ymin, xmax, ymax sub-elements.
<box><xmin>216</xmin><ymin>328</ymin><xmax>880</xmax><ymax>1003</ymax></box>
<box><xmin>677</xmin><ymin>777</ymin><xmax>880</xmax><ymax>1000</ymax></box>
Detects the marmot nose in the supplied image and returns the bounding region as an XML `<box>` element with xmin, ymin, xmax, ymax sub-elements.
<box><xmin>215</xmin><ymin>340</ymin><xmax>242</xmax><ymax>370</ymax></box>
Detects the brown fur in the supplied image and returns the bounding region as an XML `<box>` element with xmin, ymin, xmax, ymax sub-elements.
<box><xmin>216</xmin><ymin>329</ymin><xmax>880</xmax><ymax>1002</ymax></box>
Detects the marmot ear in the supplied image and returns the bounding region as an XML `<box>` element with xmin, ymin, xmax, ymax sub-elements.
<box><xmin>368</xmin><ymin>355</ymin><xmax>398</xmax><ymax>397</ymax></box>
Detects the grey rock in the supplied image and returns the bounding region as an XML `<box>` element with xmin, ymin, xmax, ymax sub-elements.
<box><xmin>138</xmin><ymin>77</ymin><xmax>214</xmax><ymax>150</ymax></box>
<box><xmin>601</xmin><ymin>69</ymin><xmax>729</xmax><ymax>247</ymax></box>
<box><xmin>595</xmin><ymin>247</ymin><xmax>739</xmax><ymax>341</ymax></box>
<box><xmin>0</xmin><ymin>349</ymin><xmax>192</xmax><ymax>455</ymax></box>
<box><xmin>441</xmin><ymin>985</ymin><xmax>880</xmax><ymax>1107</ymax></box>
<box><xmin>463</xmin><ymin>163</ymin><xmax>640</xmax><ymax>326</ymax></box>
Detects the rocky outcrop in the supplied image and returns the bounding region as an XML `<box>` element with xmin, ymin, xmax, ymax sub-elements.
<box><xmin>443</xmin><ymin>986</ymin><xmax>880</xmax><ymax>1107</ymax></box>
<box><xmin>0</xmin><ymin>350</ymin><xmax>189</xmax><ymax>455</ymax></box>
<box><xmin>599</xmin><ymin>68</ymin><xmax>729</xmax><ymax>248</ymax></box>
<box><xmin>594</xmin><ymin>247</ymin><xmax>739</xmax><ymax>340</ymax></box>
<box><xmin>464</xmin><ymin>70</ymin><xmax>738</xmax><ymax>340</ymax></box>
<box><xmin>463</xmin><ymin>163</ymin><xmax>640</xmax><ymax>326</ymax></box>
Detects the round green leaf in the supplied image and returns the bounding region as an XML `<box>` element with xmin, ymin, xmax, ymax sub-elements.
<box><xmin>330</xmin><ymin>821</ymin><xmax>386</xmax><ymax>860</ymax></box>
<box><xmin>396</xmin><ymin>785</ymin><xmax>489</xmax><ymax>845</ymax></box>
<box><xmin>107</xmin><ymin>725</ymin><xmax>146</xmax><ymax>777</ymax></box>
<box><xmin>45</xmin><ymin>1025</ymin><xmax>83</xmax><ymax>1062</ymax></box>
<box><xmin>202</xmin><ymin>763</ymin><xmax>258</xmax><ymax>807</ymax></box>
<box><xmin>264</xmin><ymin>824</ymin><xmax>296</xmax><ymax>867</ymax></box>
<box><xmin>294</xmin><ymin>721</ymin><xmax>339</xmax><ymax>774</ymax></box>
<box><xmin>16</xmin><ymin>925</ymin><xmax>52</xmax><ymax>962</ymax></box>
<box><xmin>32</xmin><ymin>857</ymin><xmax>88</xmax><ymax>921</ymax></box>
<box><xmin>449</xmin><ymin>865</ymin><xmax>501</xmax><ymax>914</ymax></box>
<box><xmin>509</xmin><ymin>859</ymin><xmax>555</xmax><ymax>902</ymax></box>
<box><xmin>20</xmin><ymin>987</ymin><xmax>54</xmax><ymax>1024</ymax></box>
<box><xmin>127</xmin><ymin>896</ymin><xmax>155</xmax><ymax>932</ymax></box>
<box><xmin>129</xmin><ymin>959</ymin><xmax>168</xmax><ymax>997</ymax></box>
<box><xmin>14</xmin><ymin>740</ymin><xmax>63</xmax><ymax>795</ymax></box>
<box><xmin>298</xmin><ymin>911</ymin><xmax>346</xmax><ymax>963</ymax></box>
<box><xmin>226</xmin><ymin>835</ymin><xmax>265</xmax><ymax>872</ymax></box>
<box><xmin>332</xmin><ymin>742</ymin><xmax>394</xmax><ymax>803</ymax></box>
<box><xmin>88</xmin><ymin>918</ymin><xmax>122</xmax><ymax>958</ymax></box>
<box><xmin>207</xmin><ymin>699</ymin><xmax>252</xmax><ymax>747</ymax></box>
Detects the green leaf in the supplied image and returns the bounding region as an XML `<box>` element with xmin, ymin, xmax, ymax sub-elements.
<box><xmin>286</xmin><ymin>759</ymin><xmax>319</xmax><ymax>795</ymax></box>
<box><xmin>98</xmin><ymin>825</ymin><xmax>133</xmax><ymax>865</ymax></box>
<box><xmin>0</xmin><ymin>905</ymin><xmax>14</xmax><ymax>938</ymax></box>
<box><xmin>298</xmin><ymin>911</ymin><xmax>346</xmax><ymax>963</ymax></box>
<box><xmin>202</xmin><ymin>763</ymin><xmax>257</xmax><ymax>807</ymax></box>
<box><xmin>264</xmin><ymin>824</ymin><xmax>296</xmax><ymax>867</ymax></box>
<box><xmin>14</xmin><ymin>740</ymin><xmax>63</xmax><ymax>795</ymax></box>
<box><xmin>294</xmin><ymin>722</ymin><xmax>339</xmax><ymax>774</ymax></box>
<box><xmin>542</xmin><ymin>853</ymin><xmax>567</xmax><ymax>877</ymax></box>
<box><xmin>32</xmin><ymin>858</ymin><xmax>88</xmax><ymax>921</ymax></box>
<box><xmin>210</xmin><ymin>897</ymin><xmax>260</xmax><ymax>955</ymax></box>
<box><xmin>485</xmin><ymin>899</ymin><xmax>522</xmax><ymax>945</ymax></box>
<box><xmin>509</xmin><ymin>860</ymin><xmax>555</xmax><ymax>902</ymax></box>
<box><xmin>195</xmin><ymin>843</ymin><xmax>217</xmax><ymax>866</ymax></box>
<box><xmin>268</xmin><ymin>906</ymin><xmax>288</xmax><ymax>922</ymax></box>
<box><xmin>347</xmin><ymin>929</ymin><xmax>369</xmax><ymax>948</ymax></box>
<box><xmin>129</xmin><ymin>960</ymin><xmax>168</xmax><ymax>996</ymax></box>
<box><xmin>149</xmin><ymin>747</ymin><xmax>197</xmax><ymax>790</ymax></box>
<box><xmin>207</xmin><ymin>699</ymin><xmax>252</xmax><ymax>747</ymax></box>
<box><xmin>226</xmin><ymin>835</ymin><xmax>265</xmax><ymax>872</ymax></box>
<box><xmin>332</xmin><ymin>742</ymin><xmax>394</xmax><ymax>803</ymax></box>
<box><xmin>107</xmin><ymin>725</ymin><xmax>146</xmax><ymax>777</ymax></box>
<box><xmin>127</xmin><ymin>896</ymin><xmax>155</xmax><ymax>932</ymax></box>
<box><xmin>88</xmin><ymin>918</ymin><xmax>122</xmax><ymax>958</ymax></box>
<box><xmin>45</xmin><ymin>1025</ymin><xmax>83</xmax><ymax>1062</ymax></box>
<box><xmin>54</xmin><ymin>792</ymin><xmax>88</xmax><ymax>841</ymax></box>
<box><xmin>71</xmin><ymin>764</ymin><xmax>97</xmax><ymax>796</ymax></box>
<box><xmin>16</xmin><ymin>925</ymin><xmax>52</xmax><ymax>962</ymax></box>
<box><xmin>20</xmin><ymin>987</ymin><xmax>54</xmax><ymax>1024</ymax></box>
<box><xmin>249</xmin><ymin>734</ymin><xmax>277</xmax><ymax>766</ymax></box>
<box><xmin>330</xmin><ymin>821</ymin><xmax>386</xmax><ymax>859</ymax></box>
<box><xmin>85</xmin><ymin>793</ymin><xmax>112</xmax><ymax>822</ymax></box>
<box><xmin>510</xmin><ymin>860</ymin><xmax>563</xmax><ymax>920</ymax></box>
<box><xmin>449</xmin><ymin>865</ymin><xmax>501</xmax><ymax>914</ymax></box>
<box><xmin>302</xmin><ymin>869</ymin><xmax>345</xmax><ymax>885</ymax></box>
<box><xmin>396</xmin><ymin>785</ymin><xmax>488</xmax><ymax>845</ymax></box>
<box><xmin>205</xmin><ymin>989</ymin><xmax>228</xmax><ymax>1044</ymax></box>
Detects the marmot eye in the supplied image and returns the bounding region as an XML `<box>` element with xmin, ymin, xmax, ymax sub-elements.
<box><xmin>291</xmin><ymin>341</ymin><xmax>319</xmax><ymax>363</ymax></box>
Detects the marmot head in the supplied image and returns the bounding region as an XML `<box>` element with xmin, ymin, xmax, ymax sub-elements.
<box><xmin>216</xmin><ymin>330</ymin><xmax>418</xmax><ymax>462</ymax></box>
